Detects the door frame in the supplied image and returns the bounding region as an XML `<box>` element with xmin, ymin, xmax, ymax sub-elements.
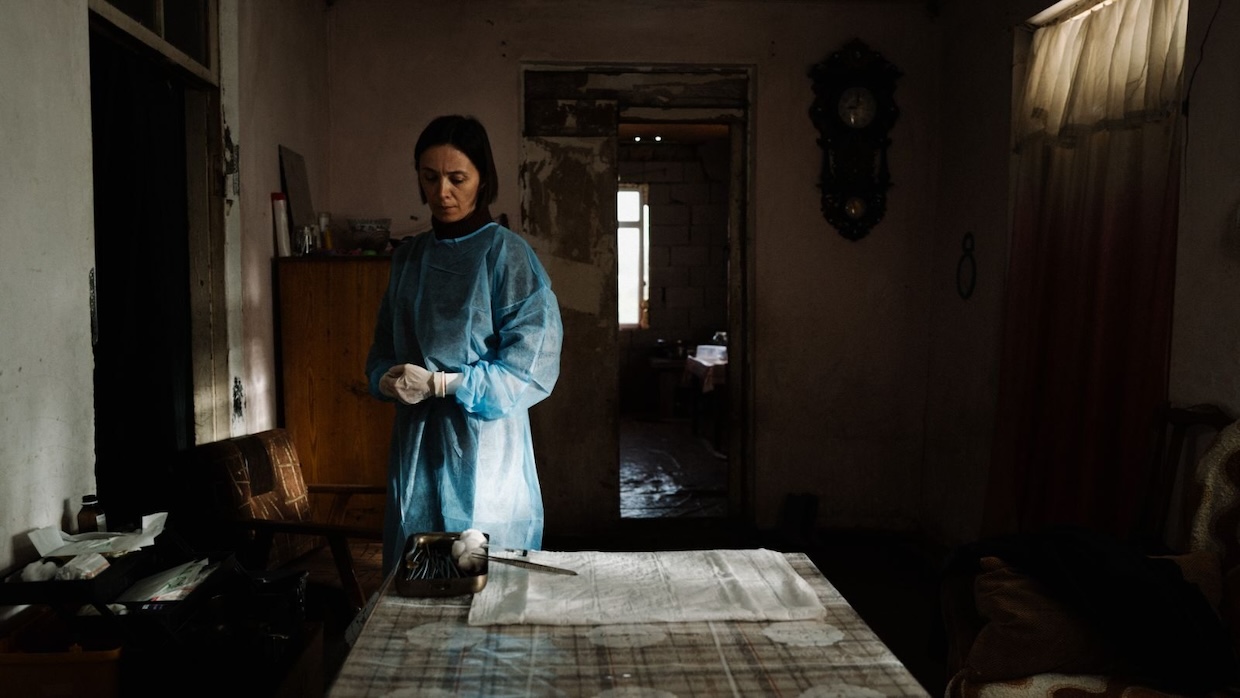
<box><xmin>88</xmin><ymin>0</ymin><xmax>231</xmax><ymax>446</ymax></box>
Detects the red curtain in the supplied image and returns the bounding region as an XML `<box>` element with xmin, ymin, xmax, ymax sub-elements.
<box><xmin>983</xmin><ymin>127</ymin><xmax>1180</xmax><ymax>540</ymax></box>
<box><xmin>982</xmin><ymin>0</ymin><xmax>1187</xmax><ymax>541</ymax></box>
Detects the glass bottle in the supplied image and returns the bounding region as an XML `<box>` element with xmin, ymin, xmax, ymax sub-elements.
<box><xmin>318</xmin><ymin>211</ymin><xmax>333</xmax><ymax>251</ymax></box>
<box><xmin>77</xmin><ymin>494</ymin><xmax>106</xmax><ymax>533</ymax></box>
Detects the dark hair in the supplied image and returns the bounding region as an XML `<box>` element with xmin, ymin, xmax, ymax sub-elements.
<box><xmin>413</xmin><ymin>114</ymin><xmax>499</xmax><ymax>206</ymax></box>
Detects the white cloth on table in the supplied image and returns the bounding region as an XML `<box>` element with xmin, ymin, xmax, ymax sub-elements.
<box><xmin>684</xmin><ymin>355</ymin><xmax>726</xmax><ymax>393</ymax></box>
<box><xmin>467</xmin><ymin>548</ymin><xmax>826</xmax><ymax>626</ymax></box>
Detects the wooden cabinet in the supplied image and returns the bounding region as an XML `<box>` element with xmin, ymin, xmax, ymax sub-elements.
<box><xmin>274</xmin><ymin>256</ymin><xmax>393</xmax><ymax>528</ymax></box>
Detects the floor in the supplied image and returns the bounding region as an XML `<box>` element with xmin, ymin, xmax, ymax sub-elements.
<box><xmin>317</xmin><ymin>416</ymin><xmax>950</xmax><ymax>696</ymax></box>
<box><xmin>620</xmin><ymin>415</ymin><xmax>728</xmax><ymax>518</ymax></box>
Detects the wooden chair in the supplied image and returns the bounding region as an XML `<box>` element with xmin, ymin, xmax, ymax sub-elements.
<box><xmin>171</xmin><ymin>428</ymin><xmax>386</xmax><ymax>611</ymax></box>
<box><xmin>1139</xmin><ymin>402</ymin><xmax>1234</xmax><ymax>554</ymax></box>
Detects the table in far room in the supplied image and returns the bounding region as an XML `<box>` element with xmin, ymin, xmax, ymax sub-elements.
<box><xmin>328</xmin><ymin>550</ymin><xmax>931</xmax><ymax>697</ymax></box>
<box><xmin>648</xmin><ymin>356</ymin><xmax>686</xmax><ymax>421</ymax></box>
<box><xmin>683</xmin><ymin>354</ymin><xmax>728</xmax><ymax>453</ymax></box>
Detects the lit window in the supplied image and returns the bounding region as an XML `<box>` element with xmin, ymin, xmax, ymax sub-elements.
<box><xmin>617</xmin><ymin>185</ymin><xmax>649</xmax><ymax>328</ymax></box>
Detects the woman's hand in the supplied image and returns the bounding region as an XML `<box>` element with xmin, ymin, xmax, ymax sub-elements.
<box><xmin>380</xmin><ymin>363</ymin><xmax>435</xmax><ymax>404</ymax></box>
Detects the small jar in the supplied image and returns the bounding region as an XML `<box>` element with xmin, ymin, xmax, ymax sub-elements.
<box><xmin>318</xmin><ymin>212</ymin><xmax>333</xmax><ymax>250</ymax></box>
<box><xmin>77</xmin><ymin>494</ymin><xmax>106</xmax><ymax>534</ymax></box>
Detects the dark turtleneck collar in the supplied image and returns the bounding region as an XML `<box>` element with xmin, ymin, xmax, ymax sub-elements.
<box><xmin>432</xmin><ymin>205</ymin><xmax>493</xmax><ymax>240</ymax></box>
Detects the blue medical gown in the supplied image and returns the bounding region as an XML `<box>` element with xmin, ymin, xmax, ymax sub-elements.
<box><xmin>366</xmin><ymin>222</ymin><xmax>562</xmax><ymax>574</ymax></box>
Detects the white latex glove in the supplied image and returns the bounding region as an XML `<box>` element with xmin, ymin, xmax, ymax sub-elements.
<box><xmin>434</xmin><ymin>372</ymin><xmax>464</xmax><ymax>398</ymax></box>
<box><xmin>380</xmin><ymin>364</ymin><xmax>434</xmax><ymax>405</ymax></box>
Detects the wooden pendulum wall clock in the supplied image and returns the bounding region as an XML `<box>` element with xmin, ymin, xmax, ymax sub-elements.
<box><xmin>809</xmin><ymin>39</ymin><xmax>901</xmax><ymax>241</ymax></box>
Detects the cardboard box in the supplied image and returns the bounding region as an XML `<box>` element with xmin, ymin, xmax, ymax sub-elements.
<box><xmin>0</xmin><ymin>607</ymin><xmax>121</xmax><ymax>698</ymax></box>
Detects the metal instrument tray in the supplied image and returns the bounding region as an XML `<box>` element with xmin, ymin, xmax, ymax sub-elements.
<box><xmin>394</xmin><ymin>531</ymin><xmax>488</xmax><ymax>598</ymax></box>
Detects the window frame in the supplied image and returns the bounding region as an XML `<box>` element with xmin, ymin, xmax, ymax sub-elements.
<box><xmin>89</xmin><ymin>0</ymin><xmax>218</xmax><ymax>86</ymax></box>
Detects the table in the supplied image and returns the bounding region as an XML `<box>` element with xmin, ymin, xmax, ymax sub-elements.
<box><xmin>329</xmin><ymin>552</ymin><xmax>930</xmax><ymax>697</ymax></box>
<box><xmin>683</xmin><ymin>355</ymin><xmax>726</xmax><ymax>394</ymax></box>
<box><xmin>684</xmin><ymin>356</ymin><xmax>728</xmax><ymax>453</ymax></box>
<box><xmin>648</xmin><ymin>357</ymin><xmax>686</xmax><ymax>421</ymax></box>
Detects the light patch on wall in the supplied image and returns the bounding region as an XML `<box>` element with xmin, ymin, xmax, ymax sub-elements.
<box><xmin>538</xmin><ymin>252</ymin><xmax>607</xmax><ymax>320</ymax></box>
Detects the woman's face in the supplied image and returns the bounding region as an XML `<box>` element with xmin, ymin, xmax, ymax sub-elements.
<box><xmin>419</xmin><ymin>144</ymin><xmax>481</xmax><ymax>223</ymax></box>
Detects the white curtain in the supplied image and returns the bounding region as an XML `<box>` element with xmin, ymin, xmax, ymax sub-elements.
<box><xmin>984</xmin><ymin>0</ymin><xmax>1189</xmax><ymax>539</ymax></box>
<box><xmin>1015</xmin><ymin>0</ymin><xmax>1186</xmax><ymax>146</ymax></box>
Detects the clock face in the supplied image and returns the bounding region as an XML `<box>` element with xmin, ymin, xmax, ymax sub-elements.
<box><xmin>837</xmin><ymin>86</ymin><xmax>877</xmax><ymax>128</ymax></box>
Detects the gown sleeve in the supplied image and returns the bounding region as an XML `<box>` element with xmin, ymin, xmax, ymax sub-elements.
<box><xmin>454</xmin><ymin>235</ymin><xmax>562</xmax><ymax>420</ymax></box>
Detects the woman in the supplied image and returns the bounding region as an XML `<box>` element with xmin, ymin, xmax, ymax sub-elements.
<box><xmin>366</xmin><ymin>114</ymin><xmax>562</xmax><ymax>574</ymax></box>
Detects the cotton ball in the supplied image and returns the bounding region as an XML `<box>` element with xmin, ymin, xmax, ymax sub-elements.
<box><xmin>452</xmin><ymin>528</ymin><xmax>489</xmax><ymax>575</ymax></box>
<box><xmin>20</xmin><ymin>560</ymin><xmax>58</xmax><ymax>582</ymax></box>
<box><xmin>457</xmin><ymin>550</ymin><xmax>483</xmax><ymax>573</ymax></box>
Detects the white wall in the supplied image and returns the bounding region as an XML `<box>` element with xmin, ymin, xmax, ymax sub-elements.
<box><xmin>236</xmin><ymin>0</ymin><xmax>332</xmax><ymax>431</ymax></box>
<box><xmin>0</xmin><ymin>0</ymin><xmax>96</xmax><ymax>573</ymax></box>
<box><xmin>0</xmin><ymin>0</ymin><xmax>333</xmax><ymax>579</ymax></box>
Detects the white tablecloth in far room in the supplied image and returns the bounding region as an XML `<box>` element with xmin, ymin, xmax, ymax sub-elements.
<box><xmin>684</xmin><ymin>355</ymin><xmax>727</xmax><ymax>393</ymax></box>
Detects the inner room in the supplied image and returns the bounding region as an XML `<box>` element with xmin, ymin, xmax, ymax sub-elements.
<box><xmin>616</xmin><ymin>120</ymin><xmax>733</xmax><ymax>521</ymax></box>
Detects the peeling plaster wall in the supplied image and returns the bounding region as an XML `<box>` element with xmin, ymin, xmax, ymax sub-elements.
<box><xmin>236</xmin><ymin>0</ymin><xmax>332</xmax><ymax>431</ymax></box>
<box><xmin>325</xmin><ymin>0</ymin><xmax>941</xmax><ymax>535</ymax></box>
<box><xmin>0</xmin><ymin>0</ymin><xmax>95</xmax><ymax>574</ymax></box>
<box><xmin>521</xmin><ymin>133</ymin><xmax>621</xmax><ymax>534</ymax></box>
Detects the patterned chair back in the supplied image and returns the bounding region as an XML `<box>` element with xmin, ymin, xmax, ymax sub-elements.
<box><xmin>1189</xmin><ymin>417</ymin><xmax>1240</xmax><ymax>571</ymax></box>
<box><xmin>175</xmin><ymin>429</ymin><xmax>322</xmax><ymax>569</ymax></box>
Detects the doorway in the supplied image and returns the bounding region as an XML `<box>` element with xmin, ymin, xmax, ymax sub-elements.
<box><xmin>87</xmin><ymin>6</ymin><xmax>227</xmax><ymax>530</ymax></box>
<box><xmin>616</xmin><ymin>121</ymin><xmax>732</xmax><ymax>519</ymax></box>
<box><xmin>90</xmin><ymin>29</ymin><xmax>195</xmax><ymax>530</ymax></box>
